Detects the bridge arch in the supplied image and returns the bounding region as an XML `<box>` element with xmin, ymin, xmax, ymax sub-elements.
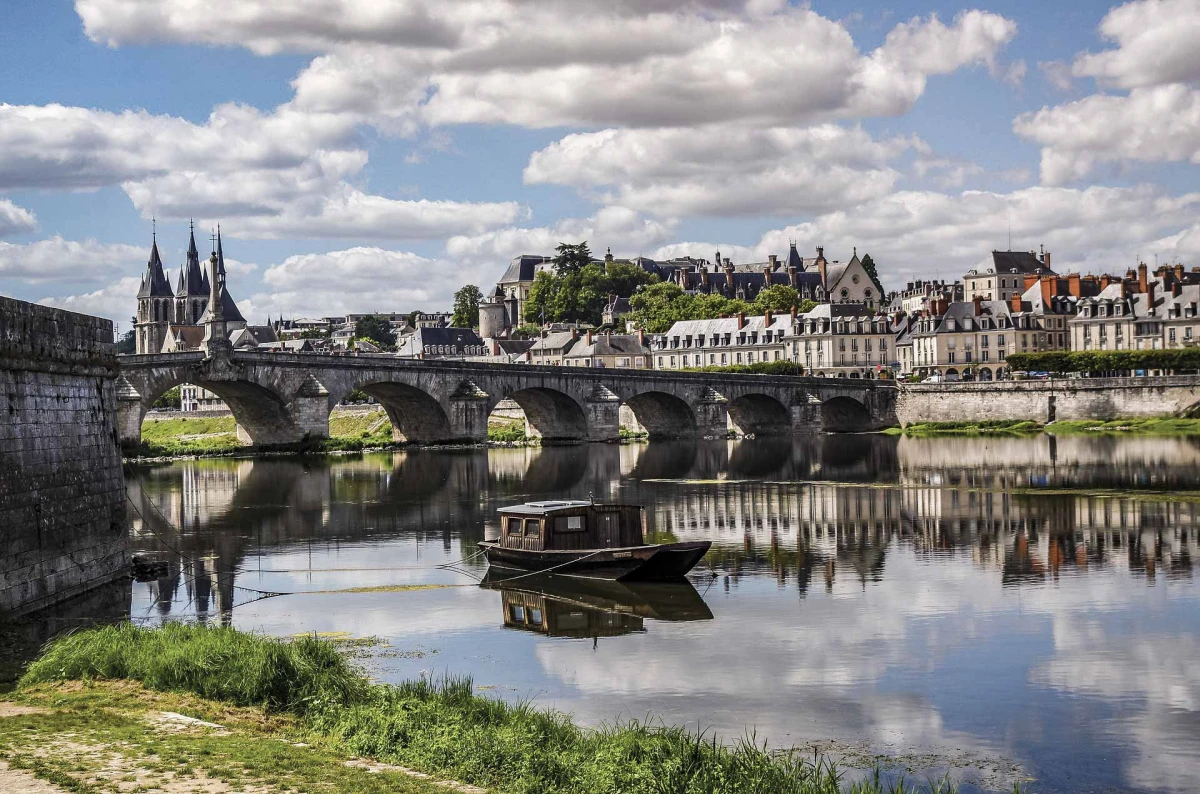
<box><xmin>623</xmin><ymin>391</ymin><xmax>698</xmax><ymax>439</ymax></box>
<box><xmin>821</xmin><ymin>395</ymin><xmax>872</xmax><ymax>433</ymax></box>
<box><xmin>133</xmin><ymin>373</ymin><xmax>302</xmax><ymax>446</ymax></box>
<box><xmin>503</xmin><ymin>387</ymin><xmax>588</xmax><ymax>443</ymax></box>
<box><xmin>728</xmin><ymin>393</ymin><xmax>791</xmax><ymax>436</ymax></box>
<box><xmin>353</xmin><ymin>381</ymin><xmax>453</xmax><ymax>444</ymax></box>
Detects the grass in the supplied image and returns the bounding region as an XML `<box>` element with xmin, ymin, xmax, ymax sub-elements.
<box><xmin>887</xmin><ymin>416</ymin><xmax>1200</xmax><ymax>437</ymax></box>
<box><xmin>131</xmin><ymin>409</ymin><xmax>400</xmax><ymax>458</ymax></box>
<box><xmin>14</xmin><ymin>624</ymin><xmax>1000</xmax><ymax>794</ymax></box>
<box><xmin>892</xmin><ymin>420</ymin><xmax>1045</xmax><ymax>436</ymax></box>
<box><xmin>487</xmin><ymin>421</ymin><xmax>528</xmax><ymax>443</ymax></box>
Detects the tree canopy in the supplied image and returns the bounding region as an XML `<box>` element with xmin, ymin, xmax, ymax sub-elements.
<box><xmin>116</xmin><ymin>325</ymin><xmax>136</xmax><ymax>354</ymax></box>
<box><xmin>452</xmin><ymin>284</ymin><xmax>484</xmax><ymax>329</ymax></box>
<box><xmin>524</xmin><ymin>261</ymin><xmax>658</xmax><ymax>326</ymax></box>
<box><xmin>628</xmin><ymin>283</ymin><xmax>817</xmax><ymax>333</ymax></box>
<box><xmin>354</xmin><ymin>315</ymin><xmax>397</xmax><ymax>350</ymax></box>
<box><xmin>553</xmin><ymin>242</ymin><xmax>593</xmax><ymax>276</ymax></box>
<box><xmin>860</xmin><ymin>253</ymin><xmax>879</xmax><ymax>285</ymax></box>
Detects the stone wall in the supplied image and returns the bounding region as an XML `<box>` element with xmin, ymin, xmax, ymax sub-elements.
<box><xmin>0</xmin><ymin>295</ymin><xmax>128</xmax><ymax>616</ymax></box>
<box><xmin>896</xmin><ymin>376</ymin><xmax>1200</xmax><ymax>425</ymax></box>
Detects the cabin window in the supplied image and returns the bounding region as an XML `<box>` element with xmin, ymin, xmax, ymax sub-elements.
<box><xmin>528</xmin><ymin>607</ymin><xmax>543</xmax><ymax>624</ymax></box>
<box><xmin>524</xmin><ymin>518</ymin><xmax>542</xmax><ymax>537</ymax></box>
<box><xmin>509</xmin><ymin>604</ymin><xmax>526</xmax><ymax>623</ymax></box>
<box><xmin>556</xmin><ymin>515</ymin><xmax>585</xmax><ymax>532</ymax></box>
<box><xmin>505</xmin><ymin>517</ymin><xmax>522</xmax><ymax>536</ymax></box>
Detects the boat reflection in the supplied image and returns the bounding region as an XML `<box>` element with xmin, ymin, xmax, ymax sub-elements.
<box><xmin>481</xmin><ymin>572</ymin><xmax>714</xmax><ymax>638</ymax></box>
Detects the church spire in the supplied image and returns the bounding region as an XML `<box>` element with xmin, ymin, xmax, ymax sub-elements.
<box><xmin>137</xmin><ymin>229</ymin><xmax>172</xmax><ymax>298</ymax></box>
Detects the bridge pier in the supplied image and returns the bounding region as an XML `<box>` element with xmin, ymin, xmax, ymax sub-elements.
<box><xmin>447</xmin><ymin>381</ymin><xmax>490</xmax><ymax>443</ymax></box>
<box><xmin>116</xmin><ymin>377</ymin><xmax>145</xmax><ymax>447</ymax></box>
<box><xmin>791</xmin><ymin>394</ymin><xmax>825</xmax><ymax>434</ymax></box>
<box><xmin>694</xmin><ymin>389</ymin><xmax>730</xmax><ymax>437</ymax></box>
<box><xmin>584</xmin><ymin>385</ymin><xmax>622</xmax><ymax>442</ymax></box>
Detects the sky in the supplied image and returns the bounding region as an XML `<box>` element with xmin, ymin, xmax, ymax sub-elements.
<box><xmin>3</xmin><ymin>0</ymin><xmax>1200</xmax><ymax>332</ymax></box>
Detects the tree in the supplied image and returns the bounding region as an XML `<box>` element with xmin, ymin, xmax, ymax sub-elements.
<box><xmin>354</xmin><ymin>315</ymin><xmax>397</xmax><ymax>350</ymax></box>
<box><xmin>525</xmin><ymin>262</ymin><xmax>658</xmax><ymax>326</ymax></box>
<box><xmin>452</xmin><ymin>284</ymin><xmax>484</xmax><ymax>328</ymax></box>
<box><xmin>115</xmin><ymin>324</ymin><xmax>136</xmax><ymax>354</ymax></box>
<box><xmin>797</xmin><ymin>299</ymin><xmax>817</xmax><ymax>314</ymax></box>
<box><xmin>300</xmin><ymin>328</ymin><xmax>329</xmax><ymax>339</ymax></box>
<box><xmin>860</xmin><ymin>253</ymin><xmax>879</xmax><ymax>285</ymax></box>
<box><xmin>553</xmin><ymin>241</ymin><xmax>592</xmax><ymax>276</ymax></box>
<box><xmin>751</xmin><ymin>285</ymin><xmax>799</xmax><ymax>314</ymax></box>
<box><xmin>152</xmin><ymin>386</ymin><xmax>181</xmax><ymax>410</ymax></box>
<box><xmin>628</xmin><ymin>282</ymin><xmax>686</xmax><ymax>333</ymax></box>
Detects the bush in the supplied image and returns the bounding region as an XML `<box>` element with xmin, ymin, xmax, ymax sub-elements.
<box><xmin>1007</xmin><ymin>348</ymin><xmax>1200</xmax><ymax>374</ymax></box>
<box><xmin>681</xmin><ymin>361</ymin><xmax>806</xmax><ymax>376</ymax></box>
<box><xmin>488</xmin><ymin>421</ymin><xmax>527</xmax><ymax>443</ymax></box>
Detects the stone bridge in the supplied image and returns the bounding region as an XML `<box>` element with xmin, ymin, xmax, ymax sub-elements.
<box><xmin>115</xmin><ymin>350</ymin><xmax>898</xmax><ymax>447</ymax></box>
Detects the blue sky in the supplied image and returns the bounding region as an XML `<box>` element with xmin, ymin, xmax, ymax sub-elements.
<box><xmin>2</xmin><ymin>0</ymin><xmax>1200</xmax><ymax>330</ymax></box>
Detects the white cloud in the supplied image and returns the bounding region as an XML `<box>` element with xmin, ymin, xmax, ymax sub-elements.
<box><xmin>0</xmin><ymin>200</ymin><xmax>36</xmax><ymax>237</ymax></box>
<box><xmin>0</xmin><ymin>236</ymin><xmax>143</xmax><ymax>283</ymax></box>
<box><xmin>1015</xmin><ymin>85</ymin><xmax>1200</xmax><ymax>184</ymax></box>
<box><xmin>1039</xmin><ymin>60</ymin><xmax>1074</xmax><ymax>91</ymax></box>
<box><xmin>250</xmin><ymin>245</ymin><xmax>495</xmax><ymax>316</ymax></box>
<box><xmin>1072</xmin><ymin>0</ymin><xmax>1200</xmax><ymax>89</ymax></box>
<box><xmin>79</xmin><ymin>2</ymin><xmax>1018</xmax><ymax>130</ymax></box>
<box><xmin>656</xmin><ymin>185</ymin><xmax>1200</xmax><ymax>287</ymax></box>
<box><xmin>524</xmin><ymin>125</ymin><xmax>917</xmax><ymax>217</ymax></box>
<box><xmin>446</xmin><ymin>207</ymin><xmax>676</xmax><ymax>262</ymax></box>
<box><xmin>0</xmin><ymin>101</ymin><xmax>519</xmax><ymax>239</ymax></box>
<box><xmin>39</xmin><ymin>275</ymin><xmax>141</xmax><ymax>326</ymax></box>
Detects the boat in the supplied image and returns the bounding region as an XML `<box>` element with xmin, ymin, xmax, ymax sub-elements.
<box><xmin>478</xmin><ymin>500</ymin><xmax>711</xmax><ymax>581</ymax></box>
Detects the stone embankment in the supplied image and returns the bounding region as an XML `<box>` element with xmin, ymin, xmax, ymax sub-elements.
<box><xmin>0</xmin><ymin>296</ymin><xmax>128</xmax><ymax>615</ymax></box>
<box><xmin>895</xmin><ymin>375</ymin><xmax>1200</xmax><ymax>426</ymax></box>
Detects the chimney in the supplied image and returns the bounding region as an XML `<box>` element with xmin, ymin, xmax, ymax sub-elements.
<box><xmin>1043</xmin><ymin>250</ymin><xmax>1051</xmax><ymax>271</ymax></box>
<box><xmin>788</xmin><ymin>265</ymin><xmax>798</xmax><ymax>288</ymax></box>
<box><xmin>817</xmin><ymin>257</ymin><xmax>827</xmax><ymax>291</ymax></box>
<box><xmin>1023</xmin><ymin>273</ymin><xmax>1038</xmax><ymax>291</ymax></box>
<box><xmin>1100</xmin><ymin>274</ymin><xmax>1111</xmax><ymax>289</ymax></box>
<box><xmin>935</xmin><ymin>297</ymin><xmax>948</xmax><ymax>316</ymax></box>
<box><xmin>1040</xmin><ymin>277</ymin><xmax>1053</xmax><ymax>305</ymax></box>
<box><xmin>490</xmin><ymin>338</ymin><xmax>500</xmax><ymax>355</ymax></box>
<box><xmin>570</xmin><ymin>328</ymin><xmax>578</xmax><ymax>341</ymax></box>
<box><xmin>637</xmin><ymin>328</ymin><xmax>645</xmax><ymax>346</ymax></box>
<box><xmin>699</xmin><ymin>265</ymin><xmax>709</xmax><ymax>288</ymax></box>
<box><xmin>790</xmin><ymin>306</ymin><xmax>797</xmax><ymax>322</ymax></box>
<box><xmin>1010</xmin><ymin>293</ymin><xmax>1022</xmax><ymax>312</ymax></box>
<box><xmin>768</xmin><ymin>254</ymin><xmax>778</xmax><ymax>269</ymax></box>
<box><xmin>763</xmin><ymin>263</ymin><xmax>772</xmax><ymax>279</ymax></box>
<box><xmin>973</xmin><ymin>295</ymin><xmax>983</xmax><ymax>315</ymax></box>
<box><xmin>764</xmin><ymin>309</ymin><xmax>773</xmax><ymax>326</ymax></box>
<box><xmin>1176</xmin><ymin>264</ymin><xmax>1185</xmax><ymax>281</ymax></box>
<box><xmin>736</xmin><ymin>312</ymin><xmax>746</xmax><ymax>330</ymax></box>
<box><xmin>1138</xmin><ymin>263</ymin><xmax>1148</xmax><ymax>293</ymax></box>
<box><xmin>723</xmin><ymin>259</ymin><xmax>734</xmax><ymax>279</ymax></box>
<box><xmin>586</xmin><ymin>330</ymin><xmax>593</xmax><ymax>345</ymax></box>
<box><xmin>1067</xmin><ymin>273</ymin><xmax>1081</xmax><ymax>297</ymax></box>
<box><xmin>1173</xmin><ymin>281</ymin><xmax>1183</xmax><ymax>297</ymax></box>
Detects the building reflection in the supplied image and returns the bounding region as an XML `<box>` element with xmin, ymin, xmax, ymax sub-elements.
<box><xmin>125</xmin><ymin>434</ymin><xmax>1200</xmax><ymax>619</ymax></box>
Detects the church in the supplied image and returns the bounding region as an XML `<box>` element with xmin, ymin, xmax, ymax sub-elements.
<box><xmin>134</xmin><ymin>225</ymin><xmax>275</xmax><ymax>355</ymax></box>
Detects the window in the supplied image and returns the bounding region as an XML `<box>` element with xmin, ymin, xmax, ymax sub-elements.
<box><xmin>948</xmin><ymin>352</ymin><xmax>956</xmax><ymax>363</ymax></box>
<box><xmin>657</xmin><ymin>356</ymin><xmax>663</xmax><ymax>367</ymax></box>
<box><xmin>736</xmin><ymin>352</ymin><xmax>743</xmax><ymax>363</ymax></box>
<box><xmin>556</xmin><ymin>516</ymin><xmax>584</xmax><ymax>532</ymax></box>
<box><xmin>524</xmin><ymin>519</ymin><xmax>541</xmax><ymax>538</ymax></box>
<box><xmin>506</xmin><ymin>518</ymin><xmax>522</xmax><ymax>536</ymax></box>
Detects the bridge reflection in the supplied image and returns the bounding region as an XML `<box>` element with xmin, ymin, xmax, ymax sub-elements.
<box><xmin>126</xmin><ymin>434</ymin><xmax>1200</xmax><ymax>620</ymax></box>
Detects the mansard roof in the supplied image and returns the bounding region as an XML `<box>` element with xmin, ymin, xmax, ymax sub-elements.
<box><xmin>137</xmin><ymin>238</ymin><xmax>173</xmax><ymax>298</ymax></box>
<box><xmin>499</xmin><ymin>254</ymin><xmax>553</xmax><ymax>283</ymax></box>
<box><xmin>967</xmin><ymin>250</ymin><xmax>1055</xmax><ymax>277</ymax></box>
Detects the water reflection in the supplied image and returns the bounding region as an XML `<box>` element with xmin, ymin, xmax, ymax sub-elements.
<box><xmin>108</xmin><ymin>434</ymin><xmax>1200</xmax><ymax>794</ymax></box>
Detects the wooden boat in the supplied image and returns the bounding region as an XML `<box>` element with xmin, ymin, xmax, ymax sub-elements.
<box><xmin>478</xmin><ymin>500</ymin><xmax>711</xmax><ymax>581</ymax></box>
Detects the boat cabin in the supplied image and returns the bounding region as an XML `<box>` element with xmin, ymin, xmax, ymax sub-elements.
<box><xmin>497</xmin><ymin>501</ymin><xmax>645</xmax><ymax>552</ymax></box>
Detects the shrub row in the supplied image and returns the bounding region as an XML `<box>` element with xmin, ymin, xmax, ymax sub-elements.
<box><xmin>1007</xmin><ymin>349</ymin><xmax>1200</xmax><ymax>374</ymax></box>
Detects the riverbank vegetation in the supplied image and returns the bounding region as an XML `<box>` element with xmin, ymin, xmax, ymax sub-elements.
<box><xmin>890</xmin><ymin>417</ymin><xmax>1200</xmax><ymax>436</ymax></box>
<box><xmin>681</xmin><ymin>360</ymin><xmax>807</xmax><ymax>376</ymax></box>
<box><xmin>12</xmin><ymin>624</ymin><xmax>988</xmax><ymax>794</ymax></box>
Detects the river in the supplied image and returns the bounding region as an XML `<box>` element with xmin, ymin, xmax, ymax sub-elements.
<box><xmin>69</xmin><ymin>435</ymin><xmax>1200</xmax><ymax>791</ymax></box>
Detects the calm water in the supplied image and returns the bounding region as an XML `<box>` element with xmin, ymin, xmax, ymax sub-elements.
<box><xmin>110</xmin><ymin>436</ymin><xmax>1200</xmax><ymax>792</ymax></box>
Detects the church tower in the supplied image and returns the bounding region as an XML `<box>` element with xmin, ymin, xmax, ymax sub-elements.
<box><xmin>135</xmin><ymin>230</ymin><xmax>173</xmax><ymax>354</ymax></box>
<box><xmin>200</xmin><ymin>228</ymin><xmax>246</xmax><ymax>355</ymax></box>
<box><xmin>174</xmin><ymin>221</ymin><xmax>208</xmax><ymax>325</ymax></box>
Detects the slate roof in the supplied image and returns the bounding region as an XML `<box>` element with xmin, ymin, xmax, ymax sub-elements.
<box><xmin>196</xmin><ymin>234</ymin><xmax>246</xmax><ymax>324</ymax></box>
<box><xmin>230</xmin><ymin>325</ymin><xmax>280</xmax><ymax>348</ymax></box>
<box><xmin>662</xmin><ymin>314</ymin><xmax>791</xmax><ymax>342</ymax></box>
<box><xmin>565</xmin><ymin>334</ymin><xmax>650</xmax><ymax>357</ymax></box>
<box><xmin>528</xmin><ymin>331</ymin><xmax>578</xmax><ymax>354</ymax></box>
<box><xmin>137</xmin><ymin>239</ymin><xmax>173</xmax><ymax>298</ymax></box>
<box><xmin>499</xmin><ymin>254</ymin><xmax>554</xmax><ymax>283</ymax></box>
<box><xmin>396</xmin><ymin>327</ymin><xmax>484</xmax><ymax>356</ymax></box>
<box><xmin>176</xmin><ymin>226</ymin><xmax>207</xmax><ymax>297</ymax></box>
<box><xmin>967</xmin><ymin>250</ymin><xmax>1055</xmax><ymax>277</ymax></box>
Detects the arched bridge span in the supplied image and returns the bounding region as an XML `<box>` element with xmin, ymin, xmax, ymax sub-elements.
<box><xmin>116</xmin><ymin>350</ymin><xmax>897</xmax><ymax>447</ymax></box>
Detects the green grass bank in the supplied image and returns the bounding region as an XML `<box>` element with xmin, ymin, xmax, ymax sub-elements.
<box><xmin>14</xmin><ymin>624</ymin><xmax>998</xmax><ymax>794</ymax></box>
<box><xmin>888</xmin><ymin>417</ymin><xmax>1200</xmax><ymax>437</ymax></box>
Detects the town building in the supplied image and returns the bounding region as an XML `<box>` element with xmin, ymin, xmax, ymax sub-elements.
<box><xmin>963</xmin><ymin>249</ymin><xmax>1055</xmax><ymax>302</ymax></box>
<box><xmin>563</xmin><ymin>331</ymin><xmax>651</xmax><ymax>368</ymax></box>
<box><xmin>395</xmin><ymin>327</ymin><xmax>487</xmax><ymax>359</ymax></box>
<box><xmin>1070</xmin><ymin>264</ymin><xmax>1200</xmax><ymax>352</ymax></box>
<box><xmin>525</xmin><ymin>330</ymin><xmax>580</xmax><ymax>366</ymax></box>
<box><xmin>791</xmin><ymin>304</ymin><xmax>894</xmax><ymax>378</ymax></box>
<box><xmin>654</xmin><ymin>312</ymin><xmax>792</xmax><ymax>370</ymax></box>
<box><xmin>892</xmin><ymin>279</ymin><xmax>964</xmax><ymax>314</ymax></box>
